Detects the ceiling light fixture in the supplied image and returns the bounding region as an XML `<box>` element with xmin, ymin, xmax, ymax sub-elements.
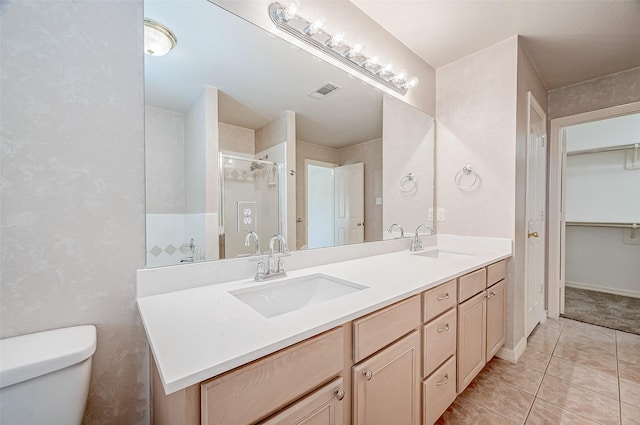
<box><xmin>144</xmin><ymin>18</ymin><xmax>177</xmax><ymax>57</ymax></box>
<box><xmin>268</xmin><ymin>2</ymin><xmax>418</xmax><ymax>95</ymax></box>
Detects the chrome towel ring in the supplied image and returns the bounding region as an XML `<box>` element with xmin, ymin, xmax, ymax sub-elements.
<box><xmin>400</xmin><ymin>173</ymin><xmax>417</xmax><ymax>193</ymax></box>
<box><xmin>455</xmin><ymin>165</ymin><xmax>479</xmax><ymax>190</ymax></box>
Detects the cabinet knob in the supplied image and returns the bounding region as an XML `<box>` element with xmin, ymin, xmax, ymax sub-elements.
<box><xmin>334</xmin><ymin>388</ymin><xmax>345</xmax><ymax>401</ymax></box>
<box><xmin>436</xmin><ymin>293</ymin><xmax>450</xmax><ymax>301</ymax></box>
<box><xmin>436</xmin><ymin>374</ymin><xmax>449</xmax><ymax>386</ymax></box>
<box><xmin>488</xmin><ymin>291</ymin><xmax>496</xmax><ymax>298</ymax></box>
<box><xmin>437</xmin><ymin>324</ymin><xmax>450</xmax><ymax>333</ymax></box>
<box><xmin>363</xmin><ymin>370</ymin><xmax>373</xmax><ymax>381</ymax></box>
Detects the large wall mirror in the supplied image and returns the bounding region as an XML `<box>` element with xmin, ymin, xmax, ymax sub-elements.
<box><xmin>144</xmin><ymin>0</ymin><xmax>434</xmax><ymax>267</ymax></box>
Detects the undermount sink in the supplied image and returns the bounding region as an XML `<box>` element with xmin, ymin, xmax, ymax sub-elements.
<box><xmin>230</xmin><ymin>274</ymin><xmax>368</xmax><ymax>318</ymax></box>
<box><xmin>413</xmin><ymin>249</ymin><xmax>474</xmax><ymax>261</ymax></box>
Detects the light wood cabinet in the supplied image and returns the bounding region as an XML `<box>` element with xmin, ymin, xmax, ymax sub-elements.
<box><xmin>422</xmin><ymin>279</ymin><xmax>457</xmax><ymax>322</ymax></box>
<box><xmin>422</xmin><ymin>308</ymin><xmax>456</xmax><ymax>377</ymax></box>
<box><xmin>353</xmin><ymin>331</ymin><xmax>421</xmax><ymax>425</ymax></box>
<box><xmin>201</xmin><ymin>328</ymin><xmax>344</xmax><ymax>425</ymax></box>
<box><xmin>423</xmin><ymin>355</ymin><xmax>457</xmax><ymax>425</ymax></box>
<box><xmin>486</xmin><ymin>279</ymin><xmax>506</xmax><ymax>360</ymax></box>
<box><xmin>457</xmin><ymin>290</ymin><xmax>487</xmax><ymax>392</ymax></box>
<box><xmin>260</xmin><ymin>377</ymin><xmax>345</xmax><ymax>425</ymax></box>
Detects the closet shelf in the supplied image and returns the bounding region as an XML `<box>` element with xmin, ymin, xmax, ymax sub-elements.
<box><xmin>567</xmin><ymin>143</ymin><xmax>639</xmax><ymax>156</ymax></box>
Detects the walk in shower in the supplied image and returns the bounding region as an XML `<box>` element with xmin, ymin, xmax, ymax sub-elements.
<box><xmin>218</xmin><ymin>153</ymin><xmax>284</xmax><ymax>258</ymax></box>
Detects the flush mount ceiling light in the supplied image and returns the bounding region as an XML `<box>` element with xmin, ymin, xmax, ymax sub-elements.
<box><xmin>144</xmin><ymin>18</ymin><xmax>177</xmax><ymax>57</ymax></box>
<box><xmin>268</xmin><ymin>2</ymin><xmax>418</xmax><ymax>95</ymax></box>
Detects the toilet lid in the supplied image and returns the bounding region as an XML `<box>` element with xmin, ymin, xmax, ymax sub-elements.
<box><xmin>0</xmin><ymin>325</ymin><xmax>96</xmax><ymax>388</ymax></box>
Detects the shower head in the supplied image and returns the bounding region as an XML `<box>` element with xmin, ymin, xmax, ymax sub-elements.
<box><xmin>249</xmin><ymin>161</ymin><xmax>264</xmax><ymax>172</ymax></box>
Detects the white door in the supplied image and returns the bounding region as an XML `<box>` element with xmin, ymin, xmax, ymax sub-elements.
<box><xmin>334</xmin><ymin>163</ymin><xmax>364</xmax><ymax>245</ymax></box>
<box><xmin>525</xmin><ymin>92</ymin><xmax>547</xmax><ymax>337</ymax></box>
<box><xmin>306</xmin><ymin>163</ymin><xmax>336</xmax><ymax>249</ymax></box>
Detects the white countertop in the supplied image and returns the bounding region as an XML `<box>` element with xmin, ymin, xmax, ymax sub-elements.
<box><xmin>137</xmin><ymin>237</ymin><xmax>511</xmax><ymax>394</ymax></box>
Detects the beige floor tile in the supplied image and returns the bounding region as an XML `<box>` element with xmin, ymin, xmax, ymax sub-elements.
<box><xmin>540</xmin><ymin>317</ymin><xmax>565</xmax><ymax>331</ymax></box>
<box><xmin>517</xmin><ymin>347</ymin><xmax>552</xmax><ymax>373</ymax></box>
<box><xmin>525</xmin><ymin>398</ymin><xmax>601</xmax><ymax>425</ymax></box>
<box><xmin>527</xmin><ymin>329</ymin><xmax>561</xmax><ymax>355</ymax></box>
<box><xmin>619</xmin><ymin>359</ymin><xmax>640</xmax><ymax>384</ymax></box>
<box><xmin>435</xmin><ymin>396</ymin><xmax>517</xmax><ymax>425</ymax></box>
<box><xmin>621</xmin><ymin>403</ymin><xmax>640</xmax><ymax>425</ymax></box>
<box><xmin>460</xmin><ymin>373</ymin><xmax>534</xmax><ymax>424</ymax></box>
<box><xmin>621</xmin><ymin>378</ymin><xmax>640</xmax><ymax>408</ymax></box>
<box><xmin>481</xmin><ymin>358</ymin><xmax>545</xmax><ymax>395</ymax></box>
<box><xmin>546</xmin><ymin>357</ymin><xmax>619</xmax><ymax>400</ymax></box>
<box><xmin>537</xmin><ymin>375</ymin><xmax>620</xmax><ymax>425</ymax></box>
<box><xmin>552</xmin><ymin>342</ymin><xmax>618</xmax><ymax>376</ymax></box>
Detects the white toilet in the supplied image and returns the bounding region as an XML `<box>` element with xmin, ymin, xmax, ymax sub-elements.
<box><xmin>0</xmin><ymin>325</ymin><xmax>97</xmax><ymax>425</ymax></box>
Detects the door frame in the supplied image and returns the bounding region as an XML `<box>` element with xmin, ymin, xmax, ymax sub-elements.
<box><xmin>524</xmin><ymin>91</ymin><xmax>547</xmax><ymax>336</ymax></box>
<box><xmin>547</xmin><ymin>100</ymin><xmax>640</xmax><ymax>317</ymax></box>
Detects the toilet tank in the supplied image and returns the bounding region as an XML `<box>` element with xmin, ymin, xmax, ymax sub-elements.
<box><xmin>0</xmin><ymin>325</ymin><xmax>97</xmax><ymax>425</ymax></box>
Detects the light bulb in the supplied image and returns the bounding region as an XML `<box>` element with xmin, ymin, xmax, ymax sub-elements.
<box><xmin>406</xmin><ymin>76</ymin><xmax>419</xmax><ymax>88</ymax></box>
<box><xmin>395</xmin><ymin>69</ymin><xmax>408</xmax><ymax>81</ymax></box>
<box><xmin>326</xmin><ymin>31</ymin><xmax>346</xmax><ymax>48</ymax></box>
<box><xmin>382</xmin><ymin>63</ymin><xmax>394</xmax><ymax>74</ymax></box>
<box><xmin>344</xmin><ymin>43</ymin><xmax>365</xmax><ymax>58</ymax></box>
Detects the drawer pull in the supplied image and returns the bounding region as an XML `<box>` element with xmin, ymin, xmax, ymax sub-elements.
<box><xmin>334</xmin><ymin>388</ymin><xmax>345</xmax><ymax>401</ymax></box>
<box><xmin>437</xmin><ymin>324</ymin><xmax>450</xmax><ymax>333</ymax></box>
<box><xmin>363</xmin><ymin>370</ymin><xmax>373</xmax><ymax>381</ymax></box>
<box><xmin>436</xmin><ymin>374</ymin><xmax>449</xmax><ymax>386</ymax></box>
<box><xmin>436</xmin><ymin>293</ymin><xmax>450</xmax><ymax>301</ymax></box>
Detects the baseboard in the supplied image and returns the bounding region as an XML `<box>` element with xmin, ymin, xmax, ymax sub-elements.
<box><xmin>565</xmin><ymin>281</ymin><xmax>640</xmax><ymax>299</ymax></box>
<box><xmin>495</xmin><ymin>337</ymin><xmax>527</xmax><ymax>363</ymax></box>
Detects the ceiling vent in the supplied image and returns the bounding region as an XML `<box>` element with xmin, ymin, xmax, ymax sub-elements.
<box><xmin>309</xmin><ymin>82</ymin><xmax>341</xmax><ymax>99</ymax></box>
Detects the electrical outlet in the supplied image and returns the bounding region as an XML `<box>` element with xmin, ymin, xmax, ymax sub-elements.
<box><xmin>437</xmin><ymin>208</ymin><xmax>445</xmax><ymax>222</ymax></box>
<box><xmin>428</xmin><ymin>208</ymin><xmax>434</xmax><ymax>221</ymax></box>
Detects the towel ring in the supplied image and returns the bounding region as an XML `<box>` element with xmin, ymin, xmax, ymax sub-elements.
<box><xmin>400</xmin><ymin>173</ymin><xmax>417</xmax><ymax>193</ymax></box>
<box><xmin>455</xmin><ymin>165</ymin><xmax>479</xmax><ymax>190</ymax></box>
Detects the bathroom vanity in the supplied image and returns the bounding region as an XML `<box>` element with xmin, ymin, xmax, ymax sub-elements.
<box><xmin>138</xmin><ymin>236</ymin><xmax>510</xmax><ymax>425</ymax></box>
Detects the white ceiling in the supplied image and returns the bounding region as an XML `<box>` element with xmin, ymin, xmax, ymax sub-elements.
<box><xmin>351</xmin><ymin>0</ymin><xmax>640</xmax><ymax>89</ymax></box>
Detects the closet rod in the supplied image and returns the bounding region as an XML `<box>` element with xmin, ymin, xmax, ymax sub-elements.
<box><xmin>566</xmin><ymin>222</ymin><xmax>638</xmax><ymax>229</ymax></box>
<box><xmin>566</xmin><ymin>143</ymin><xmax>639</xmax><ymax>156</ymax></box>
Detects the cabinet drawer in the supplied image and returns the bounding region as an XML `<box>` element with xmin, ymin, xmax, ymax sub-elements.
<box><xmin>458</xmin><ymin>268</ymin><xmax>486</xmax><ymax>302</ymax></box>
<box><xmin>202</xmin><ymin>327</ymin><xmax>344</xmax><ymax>425</ymax></box>
<box><xmin>422</xmin><ymin>279</ymin><xmax>457</xmax><ymax>322</ymax></box>
<box><xmin>422</xmin><ymin>308</ymin><xmax>456</xmax><ymax>377</ymax></box>
<box><xmin>487</xmin><ymin>260</ymin><xmax>507</xmax><ymax>286</ymax></box>
<box><xmin>259</xmin><ymin>377</ymin><xmax>345</xmax><ymax>425</ymax></box>
<box><xmin>353</xmin><ymin>295</ymin><xmax>421</xmax><ymax>363</ymax></box>
<box><xmin>423</xmin><ymin>355</ymin><xmax>457</xmax><ymax>425</ymax></box>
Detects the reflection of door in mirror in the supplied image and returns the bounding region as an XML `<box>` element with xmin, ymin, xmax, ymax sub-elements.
<box><xmin>305</xmin><ymin>161</ymin><xmax>365</xmax><ymax>249</ymax></box>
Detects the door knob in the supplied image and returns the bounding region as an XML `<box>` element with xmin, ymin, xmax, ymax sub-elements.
<box><xmin>528</xmin><ymin>231</ymin><xmax>539</xmax><ymax>238</ymax></box>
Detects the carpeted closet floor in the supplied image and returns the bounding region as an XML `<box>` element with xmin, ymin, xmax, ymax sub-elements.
<box><xmin>562</xmin><ymin>286</ymin><xmax>640</xmax><ymax>335</ymax></box>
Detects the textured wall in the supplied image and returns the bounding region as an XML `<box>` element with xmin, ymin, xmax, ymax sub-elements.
<box><xmin>548</xmin><ymin>67</ymin><xmax>640</xmax><ymax>120</ymax></box>
<box><xmin>0</xmin><ymin>1</ymin><xmax>148</xmax><ymax>424</ymax></box>
<box><xmin>219</xmin><ymin>122</ymin><xmax>255</xmax><ymax>155</ymax></box>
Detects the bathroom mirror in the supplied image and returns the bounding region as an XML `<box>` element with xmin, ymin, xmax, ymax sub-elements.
<box><xmin>144</xmin><ymin>0</ymin><xmax>434</xmax><ymax>267</ymax></box>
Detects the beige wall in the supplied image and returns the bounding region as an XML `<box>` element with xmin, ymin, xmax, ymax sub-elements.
<box><xmin>219</xmin><ymin>122</ymin><xmax>255</xmax><ymax>155</ymax></box>
<box><xmin>436</xmin><ymin>36</ymin><xmax>549</xmax><ymax>352</ymax></box>
<box><xmin>0</xmin><ymin>1</ymin><xmax>148</xmax><ymax>425</ymax></box>
<box><xmin>548</xmin><ymin>67</ymin><xmax>640</xmax><ymax>120</ymax></box>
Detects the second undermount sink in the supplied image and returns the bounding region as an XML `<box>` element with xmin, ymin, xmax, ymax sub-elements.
<box><xmin>413</xmin><ymin>249</ymin><xmax>474</xmax><ymax>261</ymax></box>
<box><xmin>230</xmin><ymin>274</ymin><xmax>368</xmax><ymax>318</ymax></box>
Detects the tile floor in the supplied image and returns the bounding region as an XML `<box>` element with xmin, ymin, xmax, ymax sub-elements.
<box><xmin>436</xmin><ymin>317</ymin><xmax>640</xmax><ymax>425</ymax></box>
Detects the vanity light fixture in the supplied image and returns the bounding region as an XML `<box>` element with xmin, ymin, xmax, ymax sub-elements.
<box><xmin>268</xmin><ymin>2</ymin><xmax>418</xmax><ymax>95</ymax></box>
<box><xmin>144</xmin><ymin>18</ymin><xmax>177</xmax><ymax>56</ymax></box>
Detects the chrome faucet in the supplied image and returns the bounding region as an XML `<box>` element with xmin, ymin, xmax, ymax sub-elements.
<box><xmin>254</xmin><ymin>234</ymin><xmax>289</xmax><ymax>281</ymax></box>
<box><xmin>388</xmin><ymin>223</ymin><xmax>404</xmax><ymax>238</ymax></box>
<box><xmin>244</xmin><ymin>231</ymin><xmax>260</xmax><ymax>256</ymax></box>
<box><xmin>410</xmin><ymin>224</ymin><xmax>434</xmax><ymax>252</ymax></box>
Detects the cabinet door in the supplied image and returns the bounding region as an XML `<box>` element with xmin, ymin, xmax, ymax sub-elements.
<box><xmin>486</xmin><ymin>279</ymin><xmax>506</xmax><ymax>360</ymax></box>
<box><xmin>260</xmin><ymin>377</ymin><xmax>345</xmax><ymax>425</ymax></box>
<box><xmin>353</xmin><ymin>331</ymin><xmax>420</xmax><ymax>425</ymax></box>
<box><xmin>457</xmin><ymin>291</ymin><xmax>486</xmax><ymax>393</ymax></box>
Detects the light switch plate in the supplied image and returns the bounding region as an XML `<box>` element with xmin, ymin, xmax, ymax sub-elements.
<box><xmin>437</xmin><ymin>208</ymin><xmax>445</xmax><ymax>222</ymax></box>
